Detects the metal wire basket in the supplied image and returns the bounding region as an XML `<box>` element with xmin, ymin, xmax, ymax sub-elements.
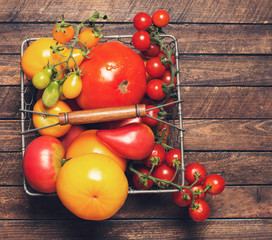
<box><xmin>20</xmin><ymin>34</ymin><xmax>185</xmax><ymax>196</ymax></box>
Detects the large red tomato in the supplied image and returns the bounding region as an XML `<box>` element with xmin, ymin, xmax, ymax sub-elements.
<box><xmin>77</xmin><ymin>41</ymin><xmax>147</xmax><ymax>109</ymax></box>
<box><xmin>23</xmin><ymin>136</ymin><xmax>65</xmax><ymax>193</ymax></box>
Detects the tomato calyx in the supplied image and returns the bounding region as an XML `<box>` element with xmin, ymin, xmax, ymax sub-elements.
<box><xmin>61</xmin><ymin>158</ymin><xmax>71</xmax><ymax>166</ymax></box>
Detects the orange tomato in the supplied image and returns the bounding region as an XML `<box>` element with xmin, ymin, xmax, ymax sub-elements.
<box><xmin>21</xmin><ymin>38</ymin><xmax>64</xmax><ymax>79</ymax></box>
<box><xmin>66</xmin><ymin>129</ymin><xmax>127</xmax><ymax>172</ymax></box>
<box><xmin>78</xmin><ymin>28</ymin><xmax>100</xmax><ymax>49</ymax></box>
<box><xmin>33</xmin><ymin>98</ymin><xmax>71</xmax><ymax>137</ymax></box>
<box><xmin>56</xmin><ymin>153</ymin><xmax>128</xmax><ymax>220</ymax></box>
<box><xmin>60</xmin><ymin>48</ymin><xmax>85</xmax><ymax>70</ymax></box>
<box><xmin>53</xmin><ymin>25</ymin><xmax>74</xmax><ymax>44</ymax></box>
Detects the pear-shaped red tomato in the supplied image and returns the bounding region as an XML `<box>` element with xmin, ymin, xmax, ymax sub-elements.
<box><xmin>96</xmin><ymin>123</ymin><xmax>154</xmax><ymax>160</ymax></box>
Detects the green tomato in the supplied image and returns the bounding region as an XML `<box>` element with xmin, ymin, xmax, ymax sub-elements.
<box><xmin>42</xmin><ymin>81</ymin><xmax>60</xmax><ymax>108</ymax></box>
<box><xmin>32</xmin><ymin>68</ymin><xmax>53</xmax><ymax>90</ymax></box>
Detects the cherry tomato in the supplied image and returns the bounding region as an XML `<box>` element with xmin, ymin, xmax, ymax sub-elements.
<box><xmin>33</xmin><ymin>98</ymin><xmax>71</xmax><ymax>137</ymax></box>
<box><xmin>163</xmin><ymin>97</ymin><xmax>176</xmax><ymax>110</ymax></box>
<box><xmin>133</xmin><ymin>12</ymin><xmax>152</xmax><ymax>30</ymax></box>
<box><xmin>62</xmin><ymin>73</ymin><xmax>82</xmax><ymax>99</ymax></box>
<box><xmin>203</xmin><ymin>174</ymin><xmax>225</xmax><ymax>195</ymax></box>
<box><xmin>191</xmin><ymin>185</ymin><xmax>206</xmax><ymax>200</ymax></box>
<box><xmin>66</xmin><ymin>129</ymin><xmax>127</xmax><ymax>172</ymax></box>
<box><xmin>153</xmin><ymin>163</ymin><xmax>177</xmax><ymax>187</ymax></box>
<box><xmin>132</xmin><ymin>166</ymin><xmax>154</xmax><ymax>190</ymax></box>
<box><xmin>172</xmin><ymin>185</ymin><xmax>193</xmax><ymax>207</ymax></box>
<box><xmin>23</xmin><ymin>136</ymin><xmax>65</xmax><ymax>193</ymax></box>
<box><xmin>78</xmin><ymin>28</ymin><xmax>100</xmax><ymax>49</ymax></box>
<box><xmin>185</xmin><ymin>163</ymin><xmax>207</xmax><ymax>185</ymax></box>
<box><xmin>42</xmin><ymin>80</ymin><xmax>60</xmax><ymax>108</ymax></box>
<box><xmin>142</xmin><ymin>43</ymin><xmax>160</xmax><ymax>58</ymax></box>
<box><xmin>152</xmin><ymin>10</ymin><xmax>170</xmax><ymax>28</ymax></box>
<box><xmin>142</xmin><ymin>105</ymin><xmax>160</xmax><ymax>127</ymax></box>
<box><xmin>146</xmin><ymin>57</ymin><xmax>166</xmax><ymax>78</ymax></box>
<box><xmin>53</xmin><ymin>25</ymin><xmax>74</xmax><ymax>44</ymax></box>
<box><xmin>162</xmin><ymin>70</ymin><xmax>177</xmax><ymax>87</ymax></box>
<box><xmin>188</xmin><ymin>199</ymin><xmax>210</xmax><ymax>222</ymax></box>
<box><xmin>146</xmin><ymin>79</ymin><xmax>166</xmax><ymax>101</ymax></box>
<box><xmin>144</xmin><ymin>143</ymin><xmax>166</xmax><ymax>168</ymax></box>
<box><xmin>156</xmin><ymin>122</ymin><xmax>169</xmax><ymax>144</ymax></box>
<box><xmin>166</xmin><ymin>148</ymin><xmax>181</xmax><ymax>168</ymax></box>
<box><xmin>77</xmin><ymin>41</ymin><xmax>146</xmax><ymax>109</ymax></box>
<box><xmin>158</xmin><ymin>51</ymin><xmax>176</xmax><ymax>69</ymax></box>
<box><xmin>56</xmin><ymin>153</ymin><xmax>128</xmax><ymax>220</ymax></box>
<box><xmin>132</xmin><ymin>30</ymin><xmax>151</xmax><ymax>51</ymax></box>
<box><xmin>32</xmin><ymin>68</ymin><xmax>53</xmax><ymax>90</ymax></box>
<box><xmin>60</xmin><ymin>48</ymin><xmax>85</xmax><ymax>70</ymax></box>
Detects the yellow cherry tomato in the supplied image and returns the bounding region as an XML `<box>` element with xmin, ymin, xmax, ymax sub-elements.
<box><xmin>60</xmin><ymin>48</ymin><xmax>85</xmax><ymax>70</ymax></box>
<box><xmin>62</xmin><ymin>73</ymin><xmax>82</xmax><ymax>99</ymax></box>
<box><xmin>78</xmin><ymin>28</ymin><xmax>100</xmax><ymax>49</ymax></box>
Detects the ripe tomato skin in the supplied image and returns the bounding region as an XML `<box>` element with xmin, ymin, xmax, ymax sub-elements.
<box><xmin>153</xmin><ymin>163</ymin><xmax>177</xmax><ymax>187</ymax></box>
<box><xmin>146</xmin><ymin>57</ymin><xmax>166</xmax><ymax>78</ymax></box>
<box><xmin>172</xmin><ymin>185</ymin><xmax>193</xmax><ymax>207</ymax></box>
<box><xmin>191</xmin><ymin>185</ymin><xmax>206</xmax><ymax>200</ymax></box>
<box><xmin>33</xmin><ymin>99</ymin><xmax>72</xmax><ymax>137</ymax></box>
<box><xmin>132</xmin><ymin>166</ymin><xmax>154</xmax><ymax>190</ymax></box>
<box><xmin>162</xmin><ymin>70</ymin><xmax>177</xmax><ymax>87</ymax></box>
<box><xmin>78</xmin><ymin>28</ymin><xmax>100</xmax><ymax>49</ymax></box>
<box><xmin>203</xmin><ymin>174</ymin><xmax>225</xmax><ymax>195</ymax></box>
<box><xmin>77</xmin><ymin>41</ymin><xmax>146</xmax><ymax>109</ymax></box>
<box><xmin>156</xmin><ymin>122</ymin><xmax>169</xmax><ymax>144</ymax></box>
<box><xmin>60</xmin><ymin>48</ymin><xmax>85</xmax><ymax>70</ymax></box>
<box><xmin>66</xmin><ymin>129</ymin><xmax>127</xmax><ymax>172</ymax></box>
<box><xmin>132</xmin><ymin>30</ymin><xmax>151</xmax><ymax>51</ymax></box>
<box><xmin>185</xmin><ymin>163</ymin><xmax>207</xmax><ymax>185</ymax></box>
<box><xmin>62</xmin><ymin>73</ymin><xmax>82</xmax><ymax>99</ymax></box>
<box><xmin>166</xmin><ymin>148</ymin><xmax>181</xmax><ymax>168</ymax></box>
<box><xmin>142</xmin><ymin>43</ymin><xmax>160</xmax><ymax>58</ymax></box>
<box><xmin>142</xmin><ymin>105</ymin><xmax>160</xmax><ymax>127</ymax></box>
<box><xmin>23</xmin><ymin>136</ymin><xmax>65</xmax><ymax>193</ymax></box>
<box><xmin>133</xmin><ymin>12</ymin><xmax>152</xmax><ymax>30</ymax></box>
<box><xmin>146</xmin><ymin>79</ymin><xmax>166</xmax><ymax>101</ymax></box>
<box><xmin>152</xmin><ymin>10</ymin><xmax>170</xmax><ymax>28</ymax></box>
<box><xmin>144</xmin><ymin>143</ymin><xmax>166</xmax><ymax>168</ymax></box>
<box><xmin>56</xmin><ymin>153</ymin><xmax>129</xmax><ymax>220</ymax></box>
<box><xmin>53</xmin><ymin>25</ymin><xmax>74</xmax><ymax>44</ymax></box>
<box><xmin>188</xmin><ymin>199</ymin><xmax>210</xmax><ymax>222</ymax></box>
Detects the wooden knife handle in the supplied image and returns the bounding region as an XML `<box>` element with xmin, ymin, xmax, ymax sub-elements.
<box><xmin>58</xmin><ymin>104</ymin><xmax>146</xmax><ymax>125</ymax></box>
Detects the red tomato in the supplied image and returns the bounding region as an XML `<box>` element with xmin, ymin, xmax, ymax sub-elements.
<box><xmin>162</xmin><ymin>70</ymin><xmax>177</xmax><ymax>87</ymax></box>
<box><xmin>191</xmin><ymin>185</ymin><xmax>206</xmax><ymax>200</ymax></box>
<box><xmin>156</xmin><ymin>122</ymin><xmax>169</xmax><ymax>144</ymax></box>
<box><xmin>132</xmin><ymin>166</ymin><xmax>154</xmax><ymax>190</ymax></box>
<box><xmin>77</xmin><ymin>41</ymin><xmax>146</xmax><ymax>109</ymax></box>
<box><xmin>96</xmin><ymin>123</ymin><xmax>155</xmax><ymax>160</ymax></box>
<box><xmin>144</xmin><ymin>143</ymin><xmax>166</xmax><ymax>168</ymax></box>
<box><xmin>158</xmin><ymin>51</ymin><xmax>176</xmax><ymax>69</ymax></box>
<box><xmin>23</xmin><ymin>136</ymin><xmax>65</xmax><ymax>193</ymax></box>
<box><xmin>132</xmin><ymin>30</ymin><xmax>151</xmax><ymax>51</ymax></box>
<box><xmin>146</xmin><ymin>79</ymin><xmax>166</xmax><ymax>101</ymax></box>
<box><xmin>166</xmin><ymin>148</ymin><xmax>181</xmax><ymax>168</ymax></box>
<box><xmin>142</xmin><ymin>105</ymin><xmax>160</xmax><ymax>127</ymax></box>
<box><xmin>100</xmin><ymin>117</ymin><xmax>143</xmax><ymax>129</ymax></box>
<box><xmin>146</xmin><ymin>57</ymin><xmax>166</xmax><ymax>78</ymax></box>
<box><xmin>153</xmin><ymin>163</ymin><xmax>177</xmax><ymax>187</ymax></box>
<box><xmin>133</xmin><ymin>12</ymin><xmax>152</xmax><ymax>30</ymax></box>
<box><xmin>163</xmin><ymin>97</ymin><xmax>176</xmax><ymax>110</ymax></box>
<box><xmin>152</xmin><ymin>10</ymin><xmax>170</xmax><ymax>28</ymax></box>
<box><xmin>203</xmin><ymin>174</ymin><xmax>225</xmax><ymax>195</ymax></box>
<box><xmin>56</xmin><ymin>153</ymin><xmax>128</xmax><ymax>220</ymax></box>
<box><xmin>188</xmin><ymin>199</ymin><xmax>210</xmax><ymax>222</ymax></box>
<box><xmin>142</xmin><ymin>43</ymin><xmax>160</xmax><ymax>58</ymax></box>
<box><xmin>185</xmin><ymin>163</ymin><xmax>207</xmax><ymax>185</ymax></box>
<box><xmin>172</xmin><ymin>185</ymin><xmax>193</xmax><ymax>207</ymax></box>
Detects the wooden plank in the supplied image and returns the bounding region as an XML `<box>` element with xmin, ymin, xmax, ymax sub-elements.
<box><xmin>2</xmin><ymin>152</ymin><xmax>271</xmax><ymax>186</ymax></box>
<box><xmin>1</xmin><ymin>119</ymin><xmax>272</xmax><ymax>151</ymax></box>
<box><xmin>1</xmin><ymin>0</ymin><xmax>271</xmax><ymax>23</ymax></box>
<box><xmin>2</xmin><ymin>86</ymin><xmax>272</xmax><ymax>119</ymax></box>
<box><xmin>0</xmin><ymin>186</ymin><xmax>271</xmax><ymax>220</ymax></box>
<box><xmin>1</xmin><ymin>24</ymin><xmax>272</xmax><ymax>54</ymax></box>
<box><xmin>2</xmin><ymin>55</ymin><xmax>272</xmax><ymax>86</ymax></box>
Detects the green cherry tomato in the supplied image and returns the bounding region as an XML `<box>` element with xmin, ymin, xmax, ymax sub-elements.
<box><xmin>32</xmin><ymin>68</ymin><xmax>53</xmax><ymax>90</ymax></box>
<box><xmin>42</xmin><ymin>81</ymin><xmax>60</xmax><ymax>107</ymax></box>
<box><xmin>62</xmin><ymin>73</ymin><xmax>82</xmax><ymax>99</ymax></box>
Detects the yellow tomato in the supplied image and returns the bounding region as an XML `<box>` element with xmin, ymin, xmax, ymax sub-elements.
<box><xmin>60</xmin><ymin>48</ymin><xmax>85</xmax><ymax>70</ymax></box>
<box><xmin>62</xmin><ymin>73</ymin><xmax>82</xmax><ymax>99</ymax></box>
<box><xmin>33</xmin><ymin>98</ymin><xmax>71</xmax><ymax>137</ymax></box>
<box><xmin>78</xmin><ymin>28</ymin><xmax>100</xmax><ymax>49</ymax></box>
<box><xmin>56</xmin><ymin>153</ymin><xmax>128</xmax><ymax>220</ymax></box>
<box><xmin>66</xmin><ymin>129</ymin><xmax>127</xmax><ymax>172</ymax></box>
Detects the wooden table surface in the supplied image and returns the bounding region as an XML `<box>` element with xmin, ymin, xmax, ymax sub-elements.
<box><xmin>1</xmin><ymin>0</ymin><xmax>272</xmax><ymax>239</ymax></box>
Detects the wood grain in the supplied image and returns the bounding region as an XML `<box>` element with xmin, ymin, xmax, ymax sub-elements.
<box><xmin>1</xmin><ymin>86</ymin><xmax>272</xmax><ymax>119</ymax></box>
<box><xmin>1</xmin><ymin>152</ymin><xmax>271</xmax><ymax>186</ymax></box>
<box><xmin>1</xmin><ymin>24</ymin><xmax>271</xmax><ymax>54</ymax></box>
<box><xmin>2</xmin><ymin>55</ymin><xmax>272</xmax><ymax>86</ymax></box>
<box><xmin>0</xmin><ymin>186</ymin><xmax>271</xmax><ymax>219</ymax></box>
<box><xmin>1</xmin><ymin>0</ymin><xmax>271</xmax><ymax>23</ymax></box>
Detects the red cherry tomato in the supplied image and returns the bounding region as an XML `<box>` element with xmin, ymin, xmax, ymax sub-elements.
<box><xmin>158</xmin><ymin>51</ymin><xmax>176</xmax><ymax>69</ymax></box>
<box><xmin>142</xmin><ymin>43</ymin><xmax>160</xmax><ymax>58</ymax></box>
<box><xmin>185</xmin><ymin>163</ymin><xmax>207</xmax><ymax>185</ymax></box>
<box><xmin>166</xmin><ymin>148</ymin><xmax>181</xmax><ymax>168</ymax></box>
<box><xmin>156</xmin><ymin>122</ymin><xmax>169</xmax><ymax>144</ymax></box>
<box><xmin>132</xmin><ymin>166</ymin><xmax>154</xmax><ymax>190</ymax></box>
<box><xmin>153</xmin><ymin>163</ymin><xmax>177</xmax><ymax>187</ymax></box>
<box><xmin>133</xmin><ymin>12</ymin><xmax>152</xmax><ymax>30</ymax></box>
<box><xmin>203</xmin><ymin>174</ymin><xmax>225</xmax><ymax>195</ymax></box>
<box><xmin>142</xmin><ymin>105</ymin><xmax>160</xmax><ymax>127</ymax></box>
<box><xmin>144</xmin><ymin>143</ymin><xmax>166</xmax><ymax>168</ymax></box>
<box><xmin>152</xmin><ymin>10</ymin><xmax>170</xmax><ymax>28</ymax></box>
<box><xmin>172</xmin><ymin>185</ymin><xmax>193</xmax><ymax>207</ymax></box>
<box><xmin>188</xmin><ymin>199</ymin><xmax>210</xmax><ymax>222</ymax></box>
<box><xmin>146</xmin><ymin>79</ymin><xmax>166</xmax><ymax>101</ymax></box>
<box><xmin>162</xmin><ymin>70</ymin><xmax>177</xmax><ymax>87</ymax></box>
<box><xmin>191</xmin><ymin>185</ymin><xmax>206</xmax><ymax>200</ymax></box>
<box><xmin>146</xmin><ymin>57</ymin><xmax>166</xmax><ymax>78</ymax></box>
<box><xmin>132</xmin><ymin>30</ymin><xmax>151</xmax><ymax>51</ymax></box>
<box><xmin>163</xmin><ymin>97</ymin><xmax>176</xmax><ymax>110</ymax></box>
